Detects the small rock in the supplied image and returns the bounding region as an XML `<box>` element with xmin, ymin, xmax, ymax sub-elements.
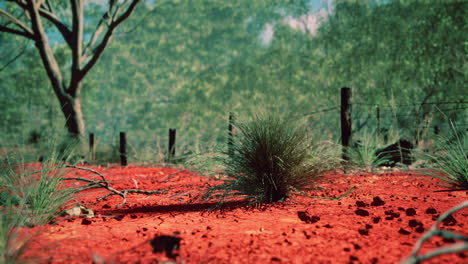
<box><xmin>356</xmin><ymin>201</ymin><xmax>367</xmax><ymax>207</ymax></box>
<box><xmin>81</xmin><ymin>218</ymin><xmax>92</xmax><ymax>225</ymax></box>
<box><xmin>150</xmin><ymin>235</ymin><xmax>181</xmax><ymax>259</ymax></box>
<box><xmin>405</xmin><ymin>208</ymin><xmax>416</xmax><ymax>216</ymax></box>
<box><xmin>442</xmin><ymin>215</ymin><xmax>457</xmax><ymax>226</ymax></box>
<box><xmin>297</xmin><ymin>211</ymin><xmax>320</xmax><ymax>224</ymax></box>
<box><xmin>415</xmin><ymin>226</ymin><xmax>425</xmax><ymax>233</ymax></box>
<box><xmin>425</xmin><ymin>207</ymin><xmax>437</xmax><ymax>214</ymax></box>
<box><xmin>355</xmin><ymin>209</ymin><xmax>370</xmax><ymax>217</ymax></box>
<box><xmin>358</xmin><ymin>229</ymin><xmax>369</xmax><ymax>236</ymax></box>
<box><xmin>370</xmin><ymin>196</ymin><xmax>385</xmax><ymax>206</ymax></box>
<box><xmin>373</xmin><ymin>217</ymin><xmax>381</xmax><ymax>224</ymax></box>
<box><xmin>408</xmin><ymin>219</ymin><xmax>422</xmax><ymax>228</ymax></box>
<box><xmin>398</xmin><ymin>228</ymin><xmax>411</xmax><ymax>235</ymax></box>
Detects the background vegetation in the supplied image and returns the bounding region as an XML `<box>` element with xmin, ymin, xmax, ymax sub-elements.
<box><xmin>1</xmin><ymin>0</ymin><xmax>466</xmax><ymax>163</ymax></box>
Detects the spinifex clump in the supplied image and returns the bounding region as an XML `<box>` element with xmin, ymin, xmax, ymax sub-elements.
<box><xmin>212</xmin><ymin>114</ymin><xmax>327</xmax><ymax>203</ymax></box>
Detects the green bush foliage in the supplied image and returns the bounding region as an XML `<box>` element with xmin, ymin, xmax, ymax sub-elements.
<box><xmin>209</xmin><ymin>114</ymin><xmax>334</xmax><ymax>203</ymax></box>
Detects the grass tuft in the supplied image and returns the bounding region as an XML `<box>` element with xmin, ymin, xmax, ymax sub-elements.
<box><xmin>208</xmin><ymin>114</ymin><xmax>335</xmax><ymax>203</ymax></box>
<box><xmin>0</xmin><ymin>136</ymin><xmax>78</xmax><ymax>263</ymax></box>
<box><xmin>418</xmin><ymin>126</ymin><xmax>467</xmax><ymax>190</ymax></box>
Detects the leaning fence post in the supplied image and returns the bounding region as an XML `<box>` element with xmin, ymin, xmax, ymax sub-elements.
<box><xmin>89</xmin><ymin>133</ymin><xmax>95</xmax><ymax>164</ymax></box>
<box><xmin>341</xmin><ymin>87</ymin><xmax>352</xmax><ymax>162</ymax></box>
<box><xmin>168</xmin><ymin>128</ymin><xmax>176</xmax><ymax>162</ymax></box>
<box><xmin>228</xmin><ymin>112</ymin><xmax>234</xmax><ymax>156</ymax></box>
<box><xmin>119</xmin><ymin>132</ymin><xmax>127</xmax><ymax>166</ymax></box>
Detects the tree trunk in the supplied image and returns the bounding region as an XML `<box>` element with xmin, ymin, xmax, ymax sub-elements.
<box><xmin>61</xmin><ymin>96</ymin><xmax>85</xmax><ymax>139</ymax></box>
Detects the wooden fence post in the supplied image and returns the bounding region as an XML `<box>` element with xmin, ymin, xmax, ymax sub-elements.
<box><xmin>228</xmin><ymin>112</ymin><xmax>234</xmax><ymax>156</ymax></box>
<box><xmin>89</xmin><ymin>133</ymin><xmax>95</xmax><ymax>164</ymax></box>
<box><xmin>376</xmin><ymin>105</ymin><xmax>380</xmax><ymax>136</ymax></box>
<box><xmin>168</xmin><ymin>128</ymin><xmax>176</xmax><ymax>162</ymax></box>
<box><xmin>341</xmin><ymin>87</ymin><xmax>352</xmax><ymax>162</ymax></box>
<box><xmin>120</xmin><ymin>132</ymin><xmax>127</xmax><ymax>166</ymax></box>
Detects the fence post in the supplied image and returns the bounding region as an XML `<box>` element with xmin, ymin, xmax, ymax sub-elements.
<box><xmin>375</xmin><ymin>105</ymin><xmax>380</xmax><ymax>136</ymax></box>
<box><xmin>168</xmin><ymin>128</ymin><xmax>176</xmax><ymax>162</ymax></box>
<box><xmin>119</xmin><ymin>132</ymin><xmax>127</xmax><ymax>166</ymax></box>
<box><xmin>228</xmin><ymin>112</ymin><xmax>234</xmax><ymax>156</ymax></box>
<box><xmin>89</xmin><ymin>133</ymin><xmax>95</xmax><ymax>164</ymax></box>
<box><xmin>341</xmin><ymin>87</ymin><xmax>352</xmax><ymax>162</ymax></box>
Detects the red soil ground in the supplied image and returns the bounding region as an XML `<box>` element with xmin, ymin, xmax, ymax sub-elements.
<box><xmin>20</xmin><ymin>164</ymin><xmax>467</xmax><ymax>264</ymax></box>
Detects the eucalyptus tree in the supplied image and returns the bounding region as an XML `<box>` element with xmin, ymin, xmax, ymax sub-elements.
<box><xmin>0</xmin><ymin>0</ymin><xmax>141</xmax><ymax>141</ymax></box>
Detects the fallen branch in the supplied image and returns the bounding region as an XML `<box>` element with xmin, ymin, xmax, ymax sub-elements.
<box><xmin>63</xmin><ymin>165</ymin><xmax>167</xmax><ymax>208</ymax></box>
<box><xmin>401</xmin><ymin>200</ymin><xmax>468</xmax><ymax>264</ymax></box>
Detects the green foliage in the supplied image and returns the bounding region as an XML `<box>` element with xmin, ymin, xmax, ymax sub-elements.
<box><xmin>1</xmin><ymin>154</ymin><xmax>75</xmax><ymax>227</ymax></box>
<box><xmin>208</xmin><ymin>113</ymin><xmax>332</xmax><ymax>203</ymax></box>
<box><xmin>1</xmin><ymin>1</ymin><xmax>466</xmax><ymax>162</ymax></box>
<box><xmin>348</xmin><ymin>130</ymin><xmax>390</xmax><ymax>170</ymax></box>
<box><xmin>0</xmin><ymin>145</ymin><xmax>76</xmax><ymax>263</ymax></box>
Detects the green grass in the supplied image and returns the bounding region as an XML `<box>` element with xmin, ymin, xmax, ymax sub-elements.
<box><xmin>419</xmin><ymin>127</ymin><xmax>467</xmax><ymax>190</ymax></box>
<box><xmin>348</xmin><ymin>130</ymin><xmax>390</xmax><ymax>170</ymax></box>
<box><xmin>0</xmin><ymin>137</ymin><xmax>78</xmax><ymax>263</ymax></box>
<box><xmin>207</xmin><ymin>113</ymin><xmax>337</xmax><ymax>203</ymax></box>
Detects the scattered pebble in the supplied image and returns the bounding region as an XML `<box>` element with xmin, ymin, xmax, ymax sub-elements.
<box><xmin>297</xmin><ymin>211</ymin><xmax>320</xmax><ymax>224</ymax></box>
<box><xmin>81</xmin><ymin>218</ymin><xmax>92</xmax><ymax>225</ymax></box>
<box><xmin>425</xmin><ymin>207</ymin><xmax>437</xmax><ymax>214</ymax></box>
<box><xmin>355</xmin><ymin>209</ymin><xmax>370</xmax><ymax>217</ymax></box>
<box><xmin>398</xmin><ymin>228</ymin><xmax>411</xmax><ymax>235</ymax></box>
<box><xmin>370</xmin><ymin>196</ymin><xmax>385</xmax><ymax>206</ymax></box>
<box><xmin>405</xmin><ymin>208</ymin><xmax>416</xmax><ymax>216</ymax></box>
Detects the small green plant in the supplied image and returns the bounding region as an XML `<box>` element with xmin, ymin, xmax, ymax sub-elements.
<box><xmin>208</xmin><ymin>114</ymin><xmax>333</xmax><ymax>203</ymax></box>
<box><xmin>0</xmin><ymin>137</ymin><xmax>78</xmax><ymax>263</ymax></box>
<box><xmin>1</xmin><ymin>151</ymin><xmax>76</xmax><ymax>227</ymax></box>
<box><xmin>348</xmin><ymin>130</ymin><xmax>390</xmax><ymax>170</ymax></box>
<box><xmin>419</xmin><ymin>126</ymin><xmax>467</xmax><ymax>190</ymax></box>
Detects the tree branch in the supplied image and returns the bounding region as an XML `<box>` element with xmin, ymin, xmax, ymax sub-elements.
<box><xmin>10</xmin><ymin>0</ymin><xmax>73</xmax><ymax>47</ymax></box>
<box><xmin>69</xmin><ymin>0</ymin><xmax>84</xmax><ymax>95</ymax></box>
<box><xmin>26</xmin><ymin>0</ymin><xmax>68</xmax><ymax>99</ymax></box>
<box><xmin>0</xmin><ymin>24</ymin><xmax>34</xmax><ymax>38</ymax></box>
<box><xmin>81</xmin><ymin>0</ymin><xmax>140</xmax><ymax>80</ymax></box>
<box><xmin>0</xmin><ymin>8</ymin><xmax>34</xmax><ymax>38</ymax></box>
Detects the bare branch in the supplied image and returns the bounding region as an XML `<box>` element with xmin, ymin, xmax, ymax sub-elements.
<box><xmin>81</xmin><ymin>0</ymin><xmax>140</xmax><ymax>80</ymax></box>
<box><xmin>12</xmin><ymin>0</ymin><xmax>73</xmax><ymax>47</ymax></box>
<box><xmin>0</xmin><ymin>8</ymin><xmax>34</xmax><ymax>37</ymax></box>
<box><xmin>64</xmin><ymin>165</ymin><xmax>167</xmax><ymax>208</ymax></box>
<box><xmin>0</xmin><ymin>24</ymin><xmax>33</xmax><ymax>38</ymax></box>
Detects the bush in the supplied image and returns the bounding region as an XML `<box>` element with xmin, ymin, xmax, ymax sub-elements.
<box><xmin>209</xmin><ymin>114</ymin><xmax>333</xmax><ymax>203</ymax></box>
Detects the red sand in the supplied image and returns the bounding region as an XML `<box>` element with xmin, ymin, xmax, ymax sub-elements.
<box><xmin>20</xmin><ymin>165</ymin><xmax>467</xmax><ymax>263</ymax></box>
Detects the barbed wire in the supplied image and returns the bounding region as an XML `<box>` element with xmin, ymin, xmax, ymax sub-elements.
<box><xmin>353</xmin><ymin>101</ymin><xmax>468</xmax><ymax>107</ymax></box>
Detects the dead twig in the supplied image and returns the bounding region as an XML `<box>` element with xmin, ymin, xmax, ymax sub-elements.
<box><xmin>64</xmin><ymin>166</ymin><xmax>167</xmax><ymax>208</ymax></box>
<box><xmin>401</xmin><ymin>200</ymin><xmax>468</xmax><ymax>264</ymax></box>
